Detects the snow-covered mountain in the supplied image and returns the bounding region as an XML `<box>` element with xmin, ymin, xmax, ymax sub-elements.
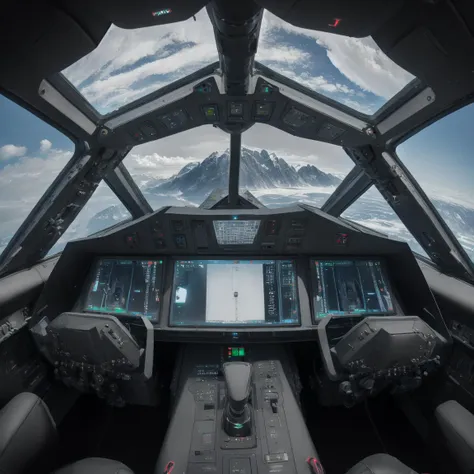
<box><xmin>87</xmin><ymin>205</ymin><xmax>130</xmax><ymax>235</ymax></box>
<box><xmin>42</xmin><ymin>148</ymin><xmax>473</xmax><ymax>263</ymax></box>
<box><xmin>146</xmin><ymin>148</ymin><xmax>341</xmax><ymax>198</ymax></box>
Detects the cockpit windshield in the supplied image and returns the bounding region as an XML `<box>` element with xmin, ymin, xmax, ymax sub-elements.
<box><xmin>257</xmin><ymin>11</ymin><xmax>415</xmax><ymax>115</ymax></box>
<box><xmin>1</xmin><ymin>2</ymin><xmax>473</xmax><ymax>282</ymax></box>
<box><xmin>61</xmin><ymin>8</ymin><xmax>218</xmax><ymax>114</ymax></box>
<box><xmin>240</xmin><ymin>124</ymin><xmax>353</xmax><ymax>208</ymax></box>
<box><xmin>0</xmin><ymin>95</ymin><xmax>74</xmax><ymax>255</ymax></box>
<box><xmin>122</xmin><ymin>125</ymin><xmax>230</xmax><ymax>209</ymax></box>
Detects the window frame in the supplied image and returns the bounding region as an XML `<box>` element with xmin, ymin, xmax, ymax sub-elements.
<box><xmin>388</xmin><ymin>100</ymin><xmax>474</xmax><ymax>276</ymax></box>
<box><xmin>0</xmin><ymin>93</ymin><xmax>137</xmax><ymax>276</ymax></box>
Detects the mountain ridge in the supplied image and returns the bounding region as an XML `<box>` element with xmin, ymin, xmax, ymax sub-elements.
<box><xmin>146</xmin><ymin>147</ymin><xmax>341</xmax><ymax>197</ymax></box>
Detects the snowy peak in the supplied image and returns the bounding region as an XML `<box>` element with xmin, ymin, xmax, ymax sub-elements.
<box><xmin>147</xmin><ymin>148</ymin><xmax>341</xmax><ymax>197</ymax></box>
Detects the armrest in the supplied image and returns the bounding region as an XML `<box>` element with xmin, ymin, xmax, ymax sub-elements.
<box><xmin>0</xmin><ymin>393</ymin><xmax>57</xmax><ymax>474</ymax></box>
<box><xmin>436</xmin><ymin>400</ymin><xmax>474</xmax><ymax>474</ymax></box>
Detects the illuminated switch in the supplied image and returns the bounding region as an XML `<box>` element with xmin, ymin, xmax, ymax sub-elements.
<box><xmin>125</xmin><ymin>233</ymin><xmax>139</xmax><ymax>248</ymax></box>
<box><xmin>202</xmin><ymin>105</ymin><xmax>219</xmax><ymax>122</ymax></box>
<box><xmin>130</xmin><ymin>130</ymin><xmax>145</xmax><ymax>142</ymax></box>
<box><xmin>260</xmin><ymin>83</ymin><xmax>274</xmax><ymax>94</ymax></box>
<box><xmin>336</xmin><ymin>233</ymin><xmax>349</xmax><ymax>245</ymax></box>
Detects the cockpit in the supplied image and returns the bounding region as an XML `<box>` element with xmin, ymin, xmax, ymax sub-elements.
<box><xmin>0</xmin><ymin>1</ymin><xmax>474</xmax><ymax>474</ymax></box>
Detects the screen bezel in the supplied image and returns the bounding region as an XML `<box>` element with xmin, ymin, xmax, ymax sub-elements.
<box><xmin>77</xmin><ymin>256</ymin><xmax>165</xmax><ymax>322</ymax></box>
<box><xmin>309</xmin><ymin>257</ymin><xmax>398</xmax><ymax>323</ymax></box>
<box><xmin>168</xmin><ymin>257</ymin><xmax>301</xmax><ymax>328</ymax></box>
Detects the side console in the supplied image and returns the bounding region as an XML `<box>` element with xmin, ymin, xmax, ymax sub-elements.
<box><xmin>316</xmin><ymin>315</ymin><xmax>447</xmax><ymax>406</ymax></box>
<box><xmin>30</xmin><ymin>312</ymin><xmax>157</xmax><ymax>406</ymax></box>
<box><xmin>155</xmin><ymin>345</ymin><xmax>318</xmax><ymax>474</ymax></box>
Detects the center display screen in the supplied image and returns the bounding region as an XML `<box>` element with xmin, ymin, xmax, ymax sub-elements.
<box><xmin>170</xmin><ymin>259</ymin><xmax>300</xmax><ymax>326</ymax></box>
<box><xmin>311</xmin><ymin>259</ymin><xmax>394</xmax><ymax>319</ymax></box>
<box><xmin>82</xmin><ymin>258</ymin><xmax>163</xmax><ymax>319</ymax></box>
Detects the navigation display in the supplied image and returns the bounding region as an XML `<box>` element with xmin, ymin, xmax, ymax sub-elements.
<box><xmin>311</xmin><ymin>259</ymin><xmax>394</xmax><ymax>319</ymax></box>
<box><xmin>170</xmin><ymin>259</ymin><xmax>300</xmax><ymax>326</ymax></box>
<box><xmin>83</xmin><ymin>258</ymin><xmax>163</xmax><ymax>319</ymax></box>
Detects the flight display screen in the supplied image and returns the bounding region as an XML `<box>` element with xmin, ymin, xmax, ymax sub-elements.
<box><xmin>83</xmin><ymin>258</ymin><xmax>163</xmax><ymax>319</ymax></box>
<box><xmin>170</xmin><ymin>259</ymin><xmax>300</xmax><ymax>326</ymax></box>
<box><xmin>311</xmin><ymin>259</ymin><xmax>394</xmax><ymax>319</ymax></box>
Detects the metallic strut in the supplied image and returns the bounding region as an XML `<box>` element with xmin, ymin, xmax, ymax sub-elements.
<box><xmin>228</xmin><ymin>133</ymin><xmax>242</xmax><ymax>207</ymax></box>
<box><xmin>207</xmin><ymin>0</ymin><xmax>263</xmax><ymax>95</ymax></box>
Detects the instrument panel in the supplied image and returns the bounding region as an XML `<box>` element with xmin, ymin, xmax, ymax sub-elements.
<box><xmin>33</xmin><ymin>205</ymin><xmax>447</xmax><ymax>343</ymax></box>
<box><xmin>79</xmin><ymin>258</ymin><xmax>164</xmax><ymax>320</ymax></box>
<box><xmin>74</xmin><ymin>254</ymin><xmax>400</xmax><ymax>334</ymax></box>
<box><xmin>169</xmin><ymin>259</ymin><xmax>300</xmax><ymax>327</ymax></box>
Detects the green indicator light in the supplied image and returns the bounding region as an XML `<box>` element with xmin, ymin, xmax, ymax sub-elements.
<box><xmin>232</xmin><ymin>348</ymin><xmax>239</xmax><ymax>357</ymax></box>
<box><xmin>152</xmin><ymin>8</ymin><xmax>172</xmax><ymax>17</ymax></box>
<box><xmin>159</xmin><ymin>260</ymin><xmax>163</xmax><ymax>264</ymax></box>
<box><xmin>238</xmin><ymin>348</ymin><xmax>245</xmax><ymax>356</ymax></box>
<box><xmin>234</xmin><ymin>423</ymin><xmax>243</xmax><ymax>429</ymax></box>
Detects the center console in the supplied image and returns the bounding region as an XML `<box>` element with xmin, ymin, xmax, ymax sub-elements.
<box><xmin>155</xmin><ymin>344</ymin><xmax>319</xmax><ymax>474</ymax></box>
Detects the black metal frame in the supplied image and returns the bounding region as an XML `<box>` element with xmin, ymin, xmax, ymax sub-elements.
<box><xmin>228</xmin><ymin>133</ymin><xmax>242</xmax><ymax>207</ymax></box>
<box><xmin>104</xmin><ymin>161</ymin><xmax>153</xmax><ymax>218</ymax></box>
<box><xmin>321</xmin><ymin>164</ymin><xmax>372</xmax><ymax>217</ymax></box>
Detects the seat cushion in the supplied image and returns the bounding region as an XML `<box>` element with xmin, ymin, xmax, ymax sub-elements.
<box><xmin>436</xmin><ymin>400</ymin><xmax>474</xmax><ymax>474</ymax></box>
<box><xmin>54</xmin><ymin>458</ymin><xmax>134</xmax><ymax>474</ymax></box>
<box><xmin>0</xmin><ymin>392</ymin><xmax>57</xmax><ymax>474</ymax></box>
<box><xmin>346</xmin><ymin>454</ymin><xmax>418</xmax><ymax>474</ymax></box>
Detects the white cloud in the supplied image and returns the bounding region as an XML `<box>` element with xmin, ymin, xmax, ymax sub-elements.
<box><xmin>124</xmin><ymin>125</ymin><xmax>230</xmax><ymax>178</ymax></box>
<box><xmin>258</xmin><ymin>11</ymin><xmax>414</xmax><ymax>101</ymax></box>
<box><xmin>257</xmin><ymin>45</ymin><xmax>309</xmax><ymax>64</ymax></box>
<box><xmin>39</xmin><ymin>139</ymin><xmax>52</xmax><ymax>153</ymax></box>
<box><xmin>62</xmin><ymin>8</ymin><xmax>218</xmax><ymax>113</ymax></box>
<box><xmin>0</xmin><ymin>144</ymin><xmax>27</xmax><ymax>160</ymax></box>
<box><xmin>0</xmin><ymin>145</ymin><xmax>73</xmax><ymax>237</ymax></box>
<box><xmin>315</xmin><ymin>34</ymin><xmax>414</xmax><ymax>99</ymax></box>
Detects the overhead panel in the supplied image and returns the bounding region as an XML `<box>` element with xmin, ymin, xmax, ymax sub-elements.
<box><xmin>97</xmin><ymin>75</ymin><xmax>367</xmax><ymax>149</ymax></box>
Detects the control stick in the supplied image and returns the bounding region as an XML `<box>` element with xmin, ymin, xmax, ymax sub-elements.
<box><xmin>223</xmin><ymin>362</ymin><xmax>252</xmax><ymax>437</ymax></box>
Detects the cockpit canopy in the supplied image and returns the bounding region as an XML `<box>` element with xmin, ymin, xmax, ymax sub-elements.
<box><xmin>0</xmin><ymin>0</ymin><xmax>473</xmax><ymax>281</ymax></box>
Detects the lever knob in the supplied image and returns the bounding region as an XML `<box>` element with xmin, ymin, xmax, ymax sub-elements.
<box><xmin>223</xmin><ymin>362</ymin><xmax>252</xmax><ymax>414</ymax></box>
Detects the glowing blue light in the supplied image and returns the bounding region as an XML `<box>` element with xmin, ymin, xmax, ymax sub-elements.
<box><xmin>232</xmin><ymin>216</ymin><xmax>238</xmax><ymax>220</ymax></box>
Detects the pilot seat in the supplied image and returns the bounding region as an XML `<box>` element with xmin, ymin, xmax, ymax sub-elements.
<box><xmin>0</xmin><ymin>393</ymin><xmax>132</xmax><ymax>474</ymax></box>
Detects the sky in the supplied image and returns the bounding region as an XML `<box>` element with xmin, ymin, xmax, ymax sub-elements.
<box><xmin>61</xmin><ymin>9</ymin><xmax>414</xmax><ymax>115</ymax></box>
<box><xmin>0</xmin><ymin>8</ymin><xmax>472</xmax><ymax>261</ymax></box>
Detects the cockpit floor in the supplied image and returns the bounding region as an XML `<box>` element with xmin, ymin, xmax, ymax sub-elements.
<box><xmin>56</xmin><ymin>394</ymin><xmax>171</xmax><ymax>474</ymax></box>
